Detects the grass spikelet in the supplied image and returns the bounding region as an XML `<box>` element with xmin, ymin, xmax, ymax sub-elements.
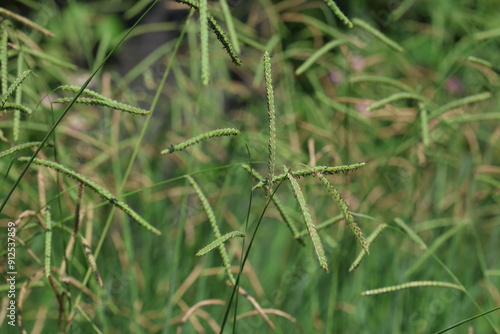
<box><xmin>286</xmin><ymin>168</ymin><xmax>329</xmax><ymax>272</ymax></box>
<box><xmin>186</xmin><ymin>175</ymin><xmax>235</xmax><ymax>284</ymax></box>
<box><xmin>349</xmin><ymin>75</ymin><xmax>413</xmax><ymax>92</ymax></box>
<box><xmin>17</xmin><ymin>157</ymin><xmax>161</xmax><ymax>235</ymax></box>
<box><xmin>394</xmin><ymin>217</ymin><xmax>427</xmax><ymax>249</ymax></box>
<box><xmin>295</xmin><ymin>39</ymin><xmax>348</xmax><ymax>75</ymax></box>
<box><xmin>0</xmin><ymin>8</ymin><xmax>55</xmax><ymax>37</ymax></box>
<box><xmin>367</xmin><ymin>92</ymin><xmax>431</xmax><ymax>111</ymax></box>
<box><xmin>349</xmin><ymin>224</ymin><xmax>387</xmax><ymax>272</ymax></box>
<box><xmin>315</xmin><ymin>172</ymin><xmax>368</xmax><ymax>252</ymax></box>
<box><xmin>264</xmin><ymin>51</ymin><xmax>277</xmax><ymax>195</ymax></box>
<box><xmin>0</xmin><ymin>69</ymin><xmax>31</xmax><ymax>107</ymax></box>
<box><xmin>0</xmin><ymin>141</ymin><xmax>43</xmax><ymax>159</ymax></box>
<box><xmin>173</xmin><ymin>0</ymin><xmax>242</xmax><ymax>66</ymax></box>
<box><xmin>352</xmin><ymin>18</ymin><xmax>405</xmax><ymax>53</ymax></box>
<box><xmin>2</xmin><ymin>102</ymin><xmax>32</xmax><ymax>114</ymax></box>
<box><xmin>430</xmin><ymin>92</ymin><xmax>492</xmax><ymax>119</ymax></box>
<box><xmin>161</xmin><ymin>128</ymin><xmax>240</xmax><ymax>154</ymax></box>
<box><xmin>199</xmin><ymin>0</ymin><xmax>210</xmax><ymax>85</ymax></box>
<box><xmin>196</xmin><ymin>231</ymin><xmax>246</xmax><ymax>256</ymax></box>
<box><xmin>322</xmin><ymin>0</ymin><xmax>353</xmax><ymax>28</ymax></box>
<box><xmin>361</xmin><ymin>281</ymin><xmax>464</xmax><ymax>296</ymax></box>
<box><xmin>80</xmin><ymin>236</ymin><xmax>103</xmax><ymax>287</ymax></box>
<box><xmin>52</xmin><ymin>97</ymin><xmax>150</xmax><ymax>115</ymax></box>
<box><xmin>58</xmin><ymin>85</ymin><xmax>115</xmax><ymax>102</ymax></box>
<box><xmin>253</xmin><ymin>163</ymin><xmax>366</xmax><ymax>190</ymax></box>
<box><xmin>1</xmin><ymin>19</ymin><xmax>10</xmax><ymax>95</ymax></box>
<box><xmin>44</xmin><ymin>207</ymin><xmax>52</xmax><ymax>279</ymax></box>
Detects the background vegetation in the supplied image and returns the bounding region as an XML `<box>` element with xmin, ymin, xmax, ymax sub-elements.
<box><xmin>1</xmin><ymin>0</ymin><xmax>499</xmax><ymax>333</ymax></box>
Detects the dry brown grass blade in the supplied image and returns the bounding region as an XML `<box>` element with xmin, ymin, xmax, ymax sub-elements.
<box><xmin>176</xmin><ymin>299</ymin><xmax>225</xmax><ymax>334</ymax></box>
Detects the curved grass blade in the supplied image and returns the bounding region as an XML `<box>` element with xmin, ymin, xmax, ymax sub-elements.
<box><xmin>287</xmin><ymin>169</ymin><xmax>328</xmax><ymax>272</ymax></box>
<box><xmin>219</xmin><ymin>0</ymin><xmax>240</xmax><ymax>54</ymax></box>
<box><xmin>0</xmin><ymin>8</ymin><xmax>55</xmax><ymax>37</ymax></box>
<box><xmin>52</xmin><ymin>97</ymin><xmax>150</xmax><ymax>115</ymax></box>
<box><xmin>295</xmin><ymin>39</ymin><xmax>348</xmax><ymax>75</ymax></box>
<box><xmin>17</xmin><ymin>157</ymin><xmax>161</xmax><ymax>235</ymax></box>
<box><xmin>196</xmin><ymin>231</ymin><xmax>246</xmax><ymax>256</ymax></box>
<box><xmin>367</xmin><ymin>92</ymin><xmax>432</xmax><ymax>111</ymax></box>
<box><xmin>394</xmin><ymin>217</ymin><xmax>427</xmax><ymax>249</ymax></box>
<box><xmin>253</xmin><ymin>163</ymin><xmax>366</xmax><ymax>190</ymax></box>
<box><xmin>186</xmin><ymin>175</ymin><xmax>235</xmax><ymax>284</ymax></box>
<box><xmin>322</xmin><ymin>0</ymin><xmax>353</xmax><ymax>28</ymax></box>
<box><xmin>161</xmin><ymin>128</ymin><xmax>240</xmax><ymax>154</ymax></box>
<box><xmin>361</xmin><ymin>281</ymin><xmax>464</xmax><ymax>296</ymax></box>
<box><xmin>353</xmin><ymin>18</ymin><xmax>404</xmax><ymax>53</ymax></box>
<box><xmin>315</xmin><ymin>172</ymin><xmax>368</xmax><ymax>252</ymax></box>
<box><xmin>430</xmin><ymin>92</ymin><xmax>492</xmax><ymax>119</ymax></box>
<box><xmin>349</xmin><ymin>75</ymin><xmax>413</xmax><ymax>92</ymax></box>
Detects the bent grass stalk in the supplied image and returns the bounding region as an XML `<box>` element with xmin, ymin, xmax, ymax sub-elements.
<box><xmin>161</xmin><ymin>128</ymin><xmax>240</xmax><ymax>154</ymax></box>
<box><xmin>17</xmin><ymin>157</ymin><xmax>161</xmax><ymax>235</ymax></box>
<box><xmin>430</xmin><ymin>92</ymin><xmax>492</xmax><ymax>119</ymax></box>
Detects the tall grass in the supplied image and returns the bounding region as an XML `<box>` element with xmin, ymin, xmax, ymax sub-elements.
<box><xmin>0</xmin><ymin>0</ymin><xmax>499</xmax><ymax>333</ymax></box>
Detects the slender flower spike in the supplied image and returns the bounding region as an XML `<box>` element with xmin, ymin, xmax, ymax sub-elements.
<box><xmin>264</xmin><ymin>51</ymin><xmax>277</xmax><ymax>196</ymax></box>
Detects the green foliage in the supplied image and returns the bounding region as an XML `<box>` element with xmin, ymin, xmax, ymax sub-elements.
<box><xmin>1</xmin><ymin>1</ymin><xmax>499</xmax><ymax>333</ymax></box>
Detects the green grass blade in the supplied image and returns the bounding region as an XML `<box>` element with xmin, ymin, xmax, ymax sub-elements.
<box><xmin>353</xmin><ymin>17</ymin><xmax>405</xmax><ymax>53</ymax></box>
<box><xmin>295</xmin><ymin>39</ymin><xmax>347</xmax><ymax>75</ymax></box>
